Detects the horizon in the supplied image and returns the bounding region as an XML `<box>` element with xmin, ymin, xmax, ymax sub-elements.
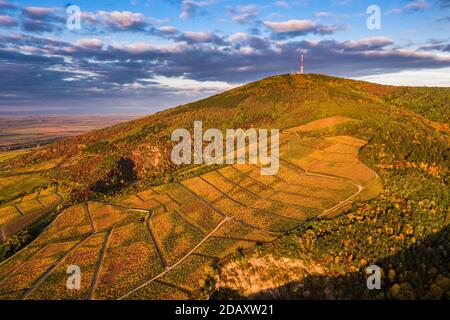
<box><xmin>1</xmin><ymin>0</ymin><xmax>450</xmax><ymax>114</ymax></box>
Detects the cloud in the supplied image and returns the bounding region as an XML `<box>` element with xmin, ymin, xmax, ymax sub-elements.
<box><xmin>315</xmin><ymin>11</ymin><xmax>333</xmax><ymax>17</ymax></box>
<box><xmin>436</xmin><ymin>16</ymin><xmax>450</xmax><ymax>23</ymax></box>
<box><xmin>0</xmin><ymin>14</ymin><xmax>17</xmax><ymax>27</ymax></box>
<box><xmin>16</xmin><ymin>7</ymin><xmax>163</xmax><ymax>34</ymax></box>
<box><xmin>418</xmin><ymin>39</ymin><xmax>450</xmax><ymax>52</ymax></box>
<box><xmin>355</xmin><ymin>67</ymin><xmax>450</xmax><ymax>87</ymax></box>
<box><xmin>0</xmin><ymin>33</ymin><xmax>69</xmax><ymax>48</ymax></box>
<box><xmin>22</xmin><ymin>6</ymin><xmax>57</xmax><ymax>18</ymax></box>
<box><xmin>340</xmin><ymin>37</ymin><xmax>394</xmax><ymax>51</ymax></box>
<box><xmin>438</xmin><ymin>0</ymin><xmax>450</xmax><ymax>8</ymax></box>
<box><xmin>20</xmin><ymin>6</ymin><xmax>64</xmax><ymax>33</ymax></box>
<box><xmin>0</xmin><ymin>0</ymin><xmax>17</xmax><ymax>11</ymax></box>
<box><xmin>175</xmin><ymin>31</ymin><xmax>226</xmax><ymax>45</ymax></box>
<box><xmin>385</xmin><ymin>8</ymin><xmax>403</xmax><ymax>15</ymax></box>
<box><xmin>404</xmin><ymin>0</ymin><xmax>430</xmax><ymax>12</ymax></box>
<box><xmin>1</xmin><ymin>30</ymin><xmax>450</xmax><ymax>112</ymax></box>
<box><xmin>227</xmin><ymin>5</ymin><xmax>260</xmax><ymax>24</ymax></box>
<box><xmin>179</xmin><ymin>0</ymin><xmax>213</xmax><ymax>19</ymax></box>
<box><xmin>75</xmin><ymin>38</ymin><xmax>104</xmax><ymax>50</ymax></box>
<box><xmin>386</xmin><ymin>0</ymin><xmax>430</xmax><ymax>15</ymax></box>
<box><xmin>158</xmin><ymin>26</ymin><xmax>180</xmax><ymax>35</ymax></box>
<box><xmin>98</xmin><ymin>11</ymin><xmax>148</xmax><ymax>31</ymax></box>
<box><xmin>275</xmin><ymin>1</ymin><xmax>290</xmax><ymax>8</ymax></box>
<box><xmin>264</xmin><ymin>19</ymin><xmax>345</xmax><ymax>38</ymax></box>
<box><xmin>151</xmin><ymin>75</ymin><xmax>236</xmax><ymax>94</ymax></box>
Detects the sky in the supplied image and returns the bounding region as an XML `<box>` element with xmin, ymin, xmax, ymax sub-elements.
<box><xmin>0</xmin><ymin>0</ymin><xmax>449</xmax><ymax>114</ymax></box>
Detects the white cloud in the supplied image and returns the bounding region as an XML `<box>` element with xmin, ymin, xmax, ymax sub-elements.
<box><xmin>386</xmin><ymin>0</ymin><xmax>430</xmax><ymax>15</ymax></box>
<box><xmin>0</xmin><ymin>14</ymin><xmax>16</xmax><ymax>26</ymax></box>
<box><xmin>343</xmin><ymin>36</ymin><xmax>393</xmax><ymax>49</ymax></box>
<box><xmin>264</xmin><ymin>19</ymin><xmax>317</xmax><ymax>33</ymax></box>
<box><xmin>75</xmin><ymin>38</ymin><xmax>103</xmax><ymax>50</ymax></box>
<box><xmin>404</xmin><ymin>0</ymin><xmax>430</xmax><ymax>11</ymax></box>
<box><xmin>264</xmin><ymin>19</ymin><xmax>342</xmax><ymax>36</ymax></box>
<box><xmin>355</xmin><ymin>67</ymin><xmax>450</xmax><ymax>87</ymax></box>
<box><xmin>228</xmin><ymin>5</ymin><xmax>260</xmax><ymax>24</ymax></box>
<box><xmin>228</xmin><ymin>32</ymin><xmax>248</xmax><ymax>42</ymax></box>
<box><xmin>182</xmin><ymin>31</ymin><xmax>215</xmax><ymax>42</ymax></box>
<box><xmin>158</xmin><ymin>26</ymin><xmax>179</xmax><ymax>34</ymax></box>
<box><xmin>179</xmin><ymin>0</ymin><xmax>214</xmax><ymax>19</ymax></box>
<box><xmin>98</xmin><ymin>11</ymin><xmax>147</xmax><ymax>30</ymax></box>
<box><xmin>315</xmin><ymin>11</ymin><xmax>333</xmax><ymax>17</ymax></box>
<box><xmin>149</xmin><ymin>76</ymin><xmax>237</xmax><ymax>95</ymax></box>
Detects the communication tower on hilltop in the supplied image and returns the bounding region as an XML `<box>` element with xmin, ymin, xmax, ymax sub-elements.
<box><xmin>299</xmin><ymin>52</ymin><xmax>305</xmax><ymax>74</ymax></box>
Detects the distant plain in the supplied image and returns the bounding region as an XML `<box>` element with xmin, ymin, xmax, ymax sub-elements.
<box><xmin>0</xmin><ymin>114</ymin><xmax>143</xmax><ymax>151</ymax></box>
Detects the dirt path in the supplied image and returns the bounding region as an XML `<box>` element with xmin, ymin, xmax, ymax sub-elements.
<box><xmin>200</xmin><ymin>174</ymin><xmax>306</xmax><ymax>223</ymax></box>
<box><xmin>118</xmin><ymin>216</ymin><xmax>231</xmax><ymax>300</ymax></box>
<box><xmin>212</xmin><ymin>169</ymin><xmax>321</xmax><ymax>214</ymax></box>
<box><xmin>21</xmin><ymin>235</ymin><xmax>94</xmax><ymax>299</ymax></box>
<box><xmin>36</xmin><ymin>198</ymin><xmax>46</xmax><ymax>208</ymax></box>
<box><xmin>230</xmin><ymin>165</ymin><xmax>325</xmax><ymax>202</ymax></box>
<box><xmin>178</xmin><ymin>183</ymin><xmax>228</xmax><ymax>218</ymax></box>
<box><xmin>0</xmin><ymin>226</ymin><xmax>5</xmax><ymax>244</ymax></box>
<box><xmin>14</xmin><ymin>205</ymin><xmax>24</xmax><ymax>216</ymax></box>
<box><xmin>83</xmin><ymin>202</ymin><xmax>96</xmax><ymax>233</ymax></box>
<box><xmin>87</xmin><ymin>228</ymin><xmax>112</xmax><ymax>300</ymax></box>
<box><xmin>173</xmin><ymin>209</ymin><xmax>206</xmax><ymax>236</ymax></box>
<box><xmin>145</xmin><ymin>212</ymin><xmax>168</xmax><ymax>270</ymax></box>
<box><xmin>182</xmin><ymin>179</ymin><xmax>282</xmax><ymax>235</ymax></box>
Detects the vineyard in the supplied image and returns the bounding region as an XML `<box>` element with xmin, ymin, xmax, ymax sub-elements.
<box><xmin>0</xmin><ymin>184</ymin><xmax>65</xmax><ymax>243</ymax></box>
<box><xmin>0</xmin><ymin>119</ymin><xmax>380</xmax><ymax>299</ymax></box>
<box><xmin>0</xmin><ymin>73</ymin><xmax>447</xmax><ymax>300</ymax></box>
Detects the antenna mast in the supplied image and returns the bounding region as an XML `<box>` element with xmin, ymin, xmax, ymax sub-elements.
<box><xmin>300</xmin><ymin>51</ymin><xmax>304</xmax><ymax>74</ymax></box>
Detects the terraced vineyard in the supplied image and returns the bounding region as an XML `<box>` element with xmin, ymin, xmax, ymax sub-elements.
<box><xmin>0</xmin><ymin>184</ymin><xmax>65</xmax><ymax>243</ymax></box>
<box><xmin>0</xmin><ymin>118</ymin><xmax>381</xmax><ymax>300</ymax></box>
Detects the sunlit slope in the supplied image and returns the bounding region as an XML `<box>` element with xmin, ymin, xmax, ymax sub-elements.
<box><xmin>0</xmin><ymin>120</ymin><xmax>381</xmax><ymax>300</ymax></box>
<box><xmin>0</xmin><ymin>73</ymin><xmax>447</xmax><ymax>264</ymax></box>
<box><xmin>0</xmin><ymin>184</ymin><xmax>66</xmax><ymax>243</ymax></box>
<box><xmin>1</xmin><ymin>74</ymin><xmax>447</xmax><ymax>196</ymax></box>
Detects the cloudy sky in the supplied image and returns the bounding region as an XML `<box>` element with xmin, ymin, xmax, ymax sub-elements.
<box><xmin>0</xmin><ymin>0</ymin><xmax>449</xmax><ymax>114</ymax></box>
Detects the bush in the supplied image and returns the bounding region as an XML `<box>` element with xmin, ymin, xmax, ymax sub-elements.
<box><xmin>85</xmin><ymin>141</ymin><xmax>114</xmax><ymax>154</ymax></box>
<box><xmin>1</xmin><ymin>230</ymin><xmax>31</xmax><ymax>260</ymax></box>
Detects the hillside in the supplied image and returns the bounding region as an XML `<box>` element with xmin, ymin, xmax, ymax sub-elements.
<box><xmin>0</xmin><ymin>74</ymin><xmax>448</xmax><ymax>300</ymax></box>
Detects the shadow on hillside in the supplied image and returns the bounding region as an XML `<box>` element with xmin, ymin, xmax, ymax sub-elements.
<box><xmin>92</xmin><ymin>157</ymin><xmax>137</xmax><ymax>193</ymax></box>
<box><xmin>211</xmin><ymin>224</ymin><xmax>450</xmax><ymax>300</ymax></box>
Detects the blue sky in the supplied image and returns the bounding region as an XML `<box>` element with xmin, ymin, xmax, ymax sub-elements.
<box><xmin>0</xmin><ymin>0</ymin><xmax>449</xmax><ymax>114</ymax></box>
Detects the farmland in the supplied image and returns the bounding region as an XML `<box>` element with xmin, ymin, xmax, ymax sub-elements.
<box><xmin>0</xmin><ymin>115</ymin><xmax>381</xmax><ymax>299</ymax></box>
<box><xmin>0</xmin><ymin>114</ymin><xmax>141</xmax><ymax>151</ymax></box>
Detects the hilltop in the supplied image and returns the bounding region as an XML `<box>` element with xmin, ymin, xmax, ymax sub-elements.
<box><xmin>0</xmin><ymin>74</ymin><xmax>448</xmax><ymax>300</ymax></box>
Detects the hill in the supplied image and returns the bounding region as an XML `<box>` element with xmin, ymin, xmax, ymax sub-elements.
<box><xmin>0</xmin><ymin>74</ymin><xmax>448</xmax><ymax>300</ymax></box>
